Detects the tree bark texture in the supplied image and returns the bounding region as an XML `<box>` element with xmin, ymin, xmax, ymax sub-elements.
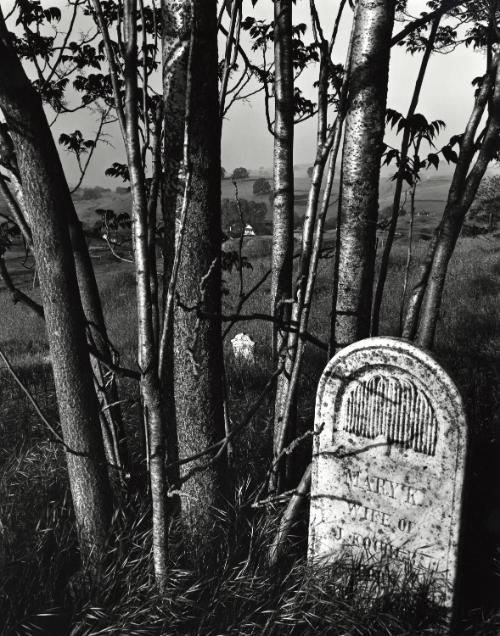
<box><xmin>403</xmin><ymin>53</ymin><xmax>500</xmax><ymax>346</ymax></box>
<box><xmin>160</xmin><ymin>0</ymin><xmax>191</xmax><ymax>483</ymax></box>
<box><xmin>371</xmin><ymin>15</ymin><xmax>440</xmax><ymax>337</ymax></box>
<box><xmin>271</xmin><ymin>0</ymin><xmax>294</xmax><ymax>358</ymax></box>
<box><xmin>0</xmin><ymin>13</ymin><xmax>112</xmax><ymax>564</ymax></box>
<box><xmin>161</xmin><ymin>0</ymin><xmax>190</xmax><ymax>298</ymax></box>
<box><xmin>417</xmin><ymin>105</ymin><xmax>500</xmax><ymax>348</ymax></box>
<box><xmin>123</xmin><ymin>0</ymin><xmax>168</xmax><ymax>587</ymax></box>
<box><xmin>173</xmin><ymin>0</ymin><xmax>226</xmax><ymax>540</ymax></box>
<box><xmin>331</xmin><ymin>0</ymin><xmax>395</xmax><ymax>353</ymax></box>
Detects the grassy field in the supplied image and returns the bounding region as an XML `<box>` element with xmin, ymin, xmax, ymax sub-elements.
<box><xmin>1</xmin><ymin>204</ymin><xmax>500</xmax><ymax>632</ymax></box>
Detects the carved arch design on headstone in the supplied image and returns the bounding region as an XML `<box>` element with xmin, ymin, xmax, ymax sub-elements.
<box><xmin>341</xmin><ymin>375</ymin><xmax>438</xmax><ymax>456</ymax></box>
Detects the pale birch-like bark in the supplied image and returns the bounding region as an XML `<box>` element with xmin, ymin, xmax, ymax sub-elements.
<box><xmin>122</xmin><ymin>0</ymin><xmax>168</xmax><ymax>587</ymax></box>
<box><xmin>159</xmin><ymin>0</ymin><xmax>191</xmax><ymax>485</ymax></box>
<box><xmin>148</xmin><ymin>102</ymin><xmax>163</xmax><ymax>348</ymax></box>
<box><xmin>92</xmin><ymin>0</ymin><xmax>168</xmax><ymax>585</ymax></box>
<box><xmin>271</xmin><ymin>5</ymin><xmax>353</xmax><ymax>492</ymax></box>
<box><xmin>271</xmin><ymin>0</ymin><xmax>294</xmax><ymax>358</ymax></box>
<box><xmin>330</xmin><ymin>0</ymin><xmax>395</xmax><ymax>353</ymax></box>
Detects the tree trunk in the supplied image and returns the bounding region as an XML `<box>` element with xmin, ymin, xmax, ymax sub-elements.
<box><xmin>173</xmin><ymin>0</ymin><xmax>226</xmax><ymax>541</ymax></box>
<box><xmin>417</xmin><ymin>116</ymin><xmax>500</xmax><ymax>348</ymax></box>
<box><xmin>0</xmin><ymin>12</ymin><xmax>112</xmax><ymax>565</ymax></box>
<box><xmin>330</xmin><ymin>0</ymin><xmax>395</xmax><ymax>353</ymax></box>
<box><xmin>66</xmin><ymin>201</ymin><xmax>127</xmax><ymax>477</ymax></box>
<box><xmin>160</xmin><ymin>0</ymin><xmax>191</xmax><ymax>485</ymax></box>
<box><xmin>403</xmin><ymin>53</ymin><xmax>500</xmax><ymax>345</ymax></box>
<box><xmin>123</xmin><ymin>0</ymin><xmax>168</xmax><ymax>587</ymax></box>
<box><xmin>371</xmin><ymin>15</ymin><xmax>440</xmax><ymax>337</ymax></box>
<box><xmin>271</xmin><ymin>0</ymin><xmax>294</xmax><ymax>358</ymax></box>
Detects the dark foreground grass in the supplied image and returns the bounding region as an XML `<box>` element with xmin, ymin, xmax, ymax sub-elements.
<box><xmin>1</xmin><ymin>481</ymin><xmax>452</xmax><ymax>636</ymax></box>
<box><xmin>1</xmin><ymin>235</ymin><xmax>500</xmax><ymax>633</ymax></box>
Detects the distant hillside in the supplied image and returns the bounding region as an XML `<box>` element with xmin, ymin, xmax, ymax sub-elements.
<box><xmin>223</xmin><ymin>173</ymin><xmax>450</xmax><ymax>218</ymax></box>
<box><xmin>73</xmin><ymin>187</ymin><xmax>132</xmax><ymax>230</ymax></box>
<box><xmin>0</xmin><ymin>173</ymin><xmax>462</xmax><ymax>239</ymax></box>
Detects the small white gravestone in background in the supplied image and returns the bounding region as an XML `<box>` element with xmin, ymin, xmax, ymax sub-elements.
<box><xmin>231</xmin><ymin>333</ymin><xmax>255</xmax><ymax>364</ymax></box>
<box><xmin>308</xmin><ymin>336</ymin><xmax>467</xmax><ymax>611</ymax></box>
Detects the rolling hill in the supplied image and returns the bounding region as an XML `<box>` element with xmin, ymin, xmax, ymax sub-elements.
<box><xmin>0</xmin><ymin>171</ymin><xmax>482</xmax><ymax>242</ymax></box>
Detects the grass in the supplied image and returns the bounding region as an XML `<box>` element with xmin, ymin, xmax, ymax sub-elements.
<box><xmin>0</xmin><ymin>484</ymin><xmax>453</xmax><ymax>635</ymax></box>
<box><xmin>1</xmin><ymin>229</ymin><xmax>500</xmax><ymax>633</ymax></box>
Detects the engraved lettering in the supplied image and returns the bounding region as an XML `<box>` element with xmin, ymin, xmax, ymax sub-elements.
<box><xmin>331</xmin><ymin>526</ymin><xmax>343</xmax><ymax>541</ymax></box>
<box><xmin>343</xmin><ymin>469</ymin><xmax>425</xmax><ymax>507</ymax></box>
<box><xmin>397</xmin><ymin>518</ymin><xmax>414</xmax><ymax>533</ymax></box>
<box><xmin>346</xmin><ymin>501</ymin><xmax>391</xmax><ymax>526</ymax></box>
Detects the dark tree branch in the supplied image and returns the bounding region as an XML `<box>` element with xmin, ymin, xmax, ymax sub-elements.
<box><xmin>391</xmin><ymin>0</ymin><xmax>472</xmax><ymax>47</ymax></box>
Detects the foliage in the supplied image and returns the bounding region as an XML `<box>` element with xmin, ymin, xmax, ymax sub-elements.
<box><xmin>2</xmin><ymin>232</ymin><xmax>500</xmax><ymax>632</ymax></box>
<box><xmin>2</xmin><ymin>0</ymin><xmax>500</xmax><ymax>629</ymax></box>
<box><xmin>222</xmin><ymin>198</ymin><xmax>268</xmax><ymax>234</ymax></box>
<box><xmin>105</xmin><ymin>162</ymin><xmax>130</xmax><ymax>182</ymax></box>
<box><xmin>252</xmin><ymin>177</ymin><xmax>271</xmax><ymax>195</ymax></box>
<box><xmin>383</xmin><ymin>109</ymin><xmax>450</xmax><ymax>185</ymax></box>
<box><xmin>232</xmin><ymin>167</ymin><xmax>250</xmax><ymax>180</ymax></box>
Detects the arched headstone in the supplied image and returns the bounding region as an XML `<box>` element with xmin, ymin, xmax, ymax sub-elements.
<box><xmin>231</xmin><ymin>333</ymin><xmax>255</xmax><ymax>364</ymax></box>
<box><xmin>308</xmin><ymin>337</ymin><xmax>467</xmax><ymax>609</ymax></box>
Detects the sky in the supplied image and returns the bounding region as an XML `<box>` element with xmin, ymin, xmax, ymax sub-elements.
<box><xmin>2</xmin><ymin>0</ymin><xmax>487</xmax><ymax>187</ymax></box>
<box><xmin>223</xmin><ymin>0</ymin><xmax>486</xmax><ymax>175</ymax></box>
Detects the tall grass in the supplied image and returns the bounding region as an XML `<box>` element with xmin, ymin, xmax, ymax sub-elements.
<box><xmin>1</xmin><ymin>234</ymin><xmax>500</xmax><ymax>633</ymax></box>
<box><xmin>1</xmin><ymin>483</ymin><xmax>452</xmax><ymax>635</ymax></box>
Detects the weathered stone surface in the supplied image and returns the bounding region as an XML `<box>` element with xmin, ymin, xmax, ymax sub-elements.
<box><xmin>231</xmin><ymin>333</ymin><xmax>255</xmax><ymax>363</ymax></box>
<box><xmin>308</xmin><ymin>337</ymin><xmax>467</xmax><ymax>607</ymax></box>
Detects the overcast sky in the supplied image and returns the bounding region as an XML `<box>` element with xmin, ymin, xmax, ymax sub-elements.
<box><xmin>3</xmin><ymin>0</ymin><xmax>486</xmax><ymax>186</ymax></box>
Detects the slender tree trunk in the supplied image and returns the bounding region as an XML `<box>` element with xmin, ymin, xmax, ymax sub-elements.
<box><xmin>0</xmin><ymin>12</ymin><xmax>112</xmax><ymax>565</ymax></box>
<box><xmin>173</xmin><ymin>0</ymin><xmax>226</xmax><ymax>540</ymax></box>
<box><xmin>1</xmin><ymin>110</ymin><xmax>126</xmax><ymax>476</ymax></box>
<box><xmin>371</xmin><ymin>15</ymin><xmax>440</xmax><ymax>336</ymax></box>
<box><xmin>122</xmin><ymin>0</ymin><xmax>169</xmax><ymax>587</ymax></box>
<box><xmin>403</xmin><ymin>53</ymin><xmax>500</xmax><ymax>343</ymax></box>
<box><xmin>330</xmin><ymin>0</ymin><xmax>395</xmax><ymax>353</ymax></box>
<box><xmin>269</xmin><ymin>462</ymin><xmax>311</xmax><ymax>567</ymax></box>
<box><xmin>160</xmin><ymin>0</ymin><xmax>191</xmax><ymax>485</ymax></box>
<box><xmin>67</xmin><ymin>205</ymin><xmax>127</xmax><ymax>476</ymax></box>
<box><xmin>417</xmin><ymin>116</ymin><xmax>500</xmax><ymax>348</ymax></box>
<box><xmin>271</xmin><ymin>12</ymin><xmax>355</xmax><ymax>493</ymax></box>
<box><xmin>161</xmin><ymin>0</ymin><xmax>191</xmax><ymax>298</ymax></box>
<box><xmin>271</xmin><ymin>0</ymin><xmax>294</xmax><ymax>358</ymax></box>
<box><xmin>148</xmin><ymin>102</ymin><xmax>163</xmax><ymax>350</ymax></box>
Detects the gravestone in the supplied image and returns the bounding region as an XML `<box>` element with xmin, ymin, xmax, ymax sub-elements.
<box><xmin>231</xmin><ymin>333</ymin><xmax>255</xmax><ymax>364</ymax></box>
<box><xmin>308</xmin><ymin>336</ymin><xmax>467</xmax><ymax>609</ymax></box>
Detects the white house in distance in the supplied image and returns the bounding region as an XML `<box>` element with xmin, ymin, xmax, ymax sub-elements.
<box><xmin>227</xmin><ymin>223</ymin><xmax>256</xmax><ymax>238</ymax></box>
<box><xmin>244</xmin><ymin>223</ymin><xmax>255</xmax><ymax>237</ymax></box>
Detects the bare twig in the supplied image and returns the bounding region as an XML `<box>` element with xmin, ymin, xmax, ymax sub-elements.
<box><xmin>268</xmin><ymin>463</ymin><xmax>312</xmax><ymax>566</ymax></box>
<box><xmin>70</xmin><ymin>107</ymin><xmax>113</xmax><ymax>193</ymax></box>
<box><xmin>176</xmin><ymin>298</ymin><xmax>327</xmax><ymax>351</ymax></box>
<box><xmin>391</xmin><ymin>0</ymin><xmax>470</xmax><ymax>47</ymax></box>
<box><xmin>167</xmin><ymin>365</ymin><xmax>282</xmax><ymax>492</ymax></box>
<box><xmin>219</xmin><ymin>0</ymin><xmax>242</xmax><ymax>117</ymax></box>
<box><xmin>0</xmin><ymin>257</ymin><xmax>44</xmax><ymax>317</ymax></box>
